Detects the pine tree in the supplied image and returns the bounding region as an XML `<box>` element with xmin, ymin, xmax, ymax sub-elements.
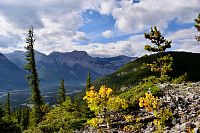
<box><xmin>144</xmin><ymin>26</ymin><xmax>173</xmax><ymax>79</ymax></box>
<box><xmin>85</xmin><ymin>72</ymin><xmax>91</xmax><ymax>92</ymax></box>
<box><xmin>21</xmin><ymin>105</ymin><xmax>30</xmax><ymax>130</ymax></box>
<box><xmin>0</xmin><ymin>103</ymin><xmax>4</xmax><ymax>119</ymax></box>
<box><xmin>14</xmin><ymin>108</ymin><xmax>22</xmax><ymax>124</ymax></box>
<box><xmin>57</xmin><ymin>78</ymin><xmax>66</xmax><ymax>104</ymax></box>
<box><xmin>5</xmin><ymin>92</ymin><xmax>11</xmax><ymax>116</ymax></box>
<box><xmin>24</xmin><ymin>27</ymin><xmax>43</xmax><ymax>126</ymax></box>
<box><xmin>144</xmin><ymin>26</ymin><xmax>171</xmax><ymax>53</ymax></box>
<box><xmin>194</xmin><ymin>13</ymin><xmax>200</xmax><ymax>41</ymax></box>
<box><xmin>0</xmin><ymin>104</ymin><xmax>21</xmax><ymax>132</ymax></box>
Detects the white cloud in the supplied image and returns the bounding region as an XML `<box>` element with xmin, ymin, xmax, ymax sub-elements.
<box><xmin>102</xmin><ymin>30</ymin><xmax>113</xmax><ymax>38</ymax></box>
<box><xmin>96</xmin><ymin>0</ymin><xmax>200</xmax><ymax>33</ymax></box>
<box><xmin>0</xmin><ymin>0</ymin><xmax>95</xmax><ymax>53</ymax></box>
<box><xmin>79</xmin><ymin>34</ymin><xmax>147</xmax><ymax>57</ymax></box>
<box><xmin>167</xmin><ymin>28</ymin><xmax>197</xmax><ymax>42</ymax></box>
<box><xmin>73</xmin><ymin>31</ymin><xmax>89</xmax><ymax>42</ymax></box>
<box><xmin>166</xmin><ymin>27</ymin><xmax>200</xmax><ymax>53</ymax></box>
<box><xmin>98</xmin><ymin>0</ymin><xmax>116</xmax><ymax>15</ymax></box>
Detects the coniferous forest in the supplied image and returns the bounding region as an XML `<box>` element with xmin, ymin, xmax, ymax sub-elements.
<box><xmin>0</xmin><ymin>2</ymin><xmax>200</xmax><ymax>133</ymax></box>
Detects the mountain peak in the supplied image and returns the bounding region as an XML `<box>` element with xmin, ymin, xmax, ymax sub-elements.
<box><xmin>5</xmin><ymin>50</ymin><xmax>47</xmax><ymax>67</ymax></box>
<box><xmin>71</xmin><ymin>50</ymin><xmax>88</xmax><ymax>55</ymax></box>
<box><xmin>12</xmin><ymin>50</ymin><xmax>25</xmax><ymax>53</ymax></box>
<box><xmin>0</xmin><ymin>53</ymin><xmax>9</xmax><ymax>62</ymax></box>
<box><xmin>49</xmin><ymin>50</ymin><xmax>88</xmax><ymax>56</ymax></box>
<box><xmin>49</xmin><ymin>51</ymin><xmax>60</xmax><ymax>55</ymax></box>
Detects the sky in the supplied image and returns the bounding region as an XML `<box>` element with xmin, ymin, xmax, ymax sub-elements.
<box><xmin>0</xmin><ymin>0</ymin><xmax>199</xmax><ymax>57</ymax></box>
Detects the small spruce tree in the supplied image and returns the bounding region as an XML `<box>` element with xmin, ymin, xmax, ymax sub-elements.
<box><xmin>144</xmin><ymin>26</ymin><xmax>171</xmax><ymax>53</ymax></box>
<box><xmin>85</xmin><ymin>72</ymin><xmax>91</xmax><ymax>92</ymax></box>
<box><xmin>5</xmin><ymin>92</ymin><xmax>11</xmax><ymax>116</ymax></box>
<box><xmin>24</xmin><ymin>27</ymin><xmax>43</xmax><ymax>126</ymax></box>
<box><xmin>57</xmin><ymin>78</ymin><xmax>66</xmax><ymax>104</ymax></box>
<box><xmin>0</xmin><ymin>103</ymin><xmax>4</xmax><ymax>118</ymax></box>
<box><xmin>194</xmin><ymin>13</ymin><xmax>200</xmax><ymax>41</ymax></box>
<box><xmin>14</xmin><ymin>108</ymin><xmax>22</xmax><ymax>124</ymax></box>
<box><xmin>21</xmin><ymin>105</ymin><xmax>30</xmax><ymax>130</ymax></box>
<box><xmin>0</xmin><ymin>103</ymin><xmax>21</xmax><ymax>132</ymax></box>
<box><xmin>144</xmin><ymin>26</ymin><xmax>173</xmax><ymax>80</ymax></box>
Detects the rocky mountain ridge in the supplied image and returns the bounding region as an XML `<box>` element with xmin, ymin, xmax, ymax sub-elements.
<box><xmin>5</xmin><ymin>50</ymin><xmax>135</xmax><ymax>76</ymax></box>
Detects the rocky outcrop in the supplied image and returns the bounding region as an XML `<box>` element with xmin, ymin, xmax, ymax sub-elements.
<box><xmin>141</xmin><ymin>82</ymin><xmax>200</xmax><ymax>133</ymax></box>
<box><xmin>157</xmin><ymin>82</ymin><xmax>200</xmax><ymax>133</ymax></box>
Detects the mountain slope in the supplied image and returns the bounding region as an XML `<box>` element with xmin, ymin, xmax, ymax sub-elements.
<box><xmin>0</xmin><ymin>53</ymin><xmax>27</xmax><ymax>91</ymax></box>
<box><xmin>94</xmin><ymin>51</ymin><xmax>200</xmax><ymax>91</ymax></box>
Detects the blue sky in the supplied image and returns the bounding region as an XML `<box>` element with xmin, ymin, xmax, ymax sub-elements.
<box><xmin>79</xmin><ymin>10</ymin><xmax>133</xmax><ymax>44</ymax></box>
<box><xmin>79</xmin><ymin>10</ymin><xmax>116</xmax><ymax>43</ymax></box>
<box><xmin>0</xmin><ymin>0</ymin><xmax>199</xmax><ymax>57</ymax></box>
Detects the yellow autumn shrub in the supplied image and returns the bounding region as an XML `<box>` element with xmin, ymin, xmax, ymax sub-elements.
<box><xmin>139</xmin><ymin>91</ymin><xmax>173</xmax><ymax>132</ymax></box>
<box><xmin>83</xmin><ymin>85</ymin><xmax>128</xmax><ymax>128</ymax></box>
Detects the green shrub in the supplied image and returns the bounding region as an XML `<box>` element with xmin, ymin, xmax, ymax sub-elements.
<box><xmin>24</xmin><ymin>97</ymin><xmax>86</xmax><ymax>133</ymax></box>
<box><xmin>171</xmin><ymin>73</ymin><xmax>188</xmax><ymax>84</ymax></box>
<box><xmin>120</xmin><ymin>82</ymin><xmax>161</xmax><ymax>108</ymax></box>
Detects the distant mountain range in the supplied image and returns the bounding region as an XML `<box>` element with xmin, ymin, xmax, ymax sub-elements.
<box><xmin>1</xmin><ymin>50</ymin><xmax>136</xmax><ymax>91</ymax></box>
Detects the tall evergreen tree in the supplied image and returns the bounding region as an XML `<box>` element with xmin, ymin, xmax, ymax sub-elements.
<box><xmin>85</xmin><ymin>72</ymin><xmax>91</xmax><ymax>92</ymax></box>
<box><xmin>57</xmin><ymin>78</ymin><xmax>66</xmax><ymax>104</ymax></box>
<box><xmin>24</xmin><ymin>27</ymin><xmax>43</xmax><ymax>125</ymax></box>
<box><xmin>5</xmin><ymin>92</ymin><xmax>11</xmax><ymax>116</ymax></box>
<box><xmin>0</xmin><ymin>103</ymin><xmax>4</xmax><ymax>119</ymax></box>
<box><xmin>194</xmin><ymin>13</ymin><xmax>200</xmax><ymax>41</ymax></box>
<box><xmin>144</xmin><ymin>26</ymin><xmax>173</xmax><ymax>78</ymax></box>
